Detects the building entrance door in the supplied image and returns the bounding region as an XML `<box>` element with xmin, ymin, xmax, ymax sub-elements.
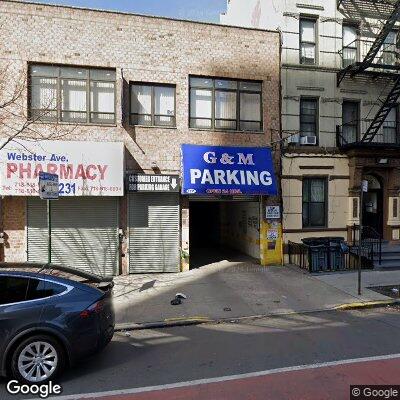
<box><xmin>362</xmin><ymin>175</ymin><xmax>383</xmax><ymax>237</ymax></box>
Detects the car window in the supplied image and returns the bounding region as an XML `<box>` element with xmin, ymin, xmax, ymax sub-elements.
<box><xmin>0</xmin><ymin>276</ymin><xmax>29</xmax><ymax>305</ymax></box>
<box><xmin>27</xmin><ymin>279</ymin><xmax>66</xmax><ymax>300</ymax></box>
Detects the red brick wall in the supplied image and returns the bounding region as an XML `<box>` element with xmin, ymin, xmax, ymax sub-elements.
<box><xmin>3</xmin><ymin>197</ymin><xmax>26</xmax><ymax>262</ymax></box>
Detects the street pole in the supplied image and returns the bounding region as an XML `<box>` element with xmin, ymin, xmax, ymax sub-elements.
<box><xmin>48</xmin><ymin>199</ymin><xmax>51</xmax><ymax>264</ymax></box>
<box><xmin>358</xmin><ymin>184</ymin><xmax>364</xmax><ymax>296</ymax></box>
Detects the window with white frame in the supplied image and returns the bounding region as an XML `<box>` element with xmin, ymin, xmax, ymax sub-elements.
<box><xmin>29</xmin><ymin>64</ymin><xmax>116</xmax><ymax>124</ymax></box>
<box><xmin>342</xmin><ymin>25</ymin><xmax>358</xmax><ymax>68</ymax></box>
<box><xmin>130</xmin><ymin>83</ymin><xmax>176</xmax><ymax>127</ymax></box>
<box><xmin>300</xmin><ymin>18</ymin><xmax>317</xmax><ymax>65</ymax></box>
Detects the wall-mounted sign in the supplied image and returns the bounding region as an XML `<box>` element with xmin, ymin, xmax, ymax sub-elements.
<box><xmin>0</xmin><ymin>140</ymin><xmax>124</xmax><ymax>196</ymax></box>
<box><xmin>126</xmin><ymin>173</ymin><xmax>180</xmax><ymax>193</ymax></box>
<box><xmin>267</xmin><ymin>229</ymin><xmax>279</xmax><ymax>241</ymax></box>
<box><xmin>362</xmin><ymin>180</ymin><xmax>369</xmax><ymax>193</ymax></box>
<box><xmin>39</xmin><ymin>172</ymin><xmax>59</xmax><ymax>200</ymax></box>
<box><xmin>266</xmin><ymin>205</ymin><xmax>280</xmax><ymax>219</ymax></box>
<box><xmin>181</xmin><ymin>144</ymin><xmax>277</xmax><ymax>196</ymax></box>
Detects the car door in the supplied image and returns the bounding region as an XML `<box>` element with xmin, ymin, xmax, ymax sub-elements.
<box><xmin>0</xmin><ymin>275</ymin><xmax>47</xmax><ymax>357</ymax></box>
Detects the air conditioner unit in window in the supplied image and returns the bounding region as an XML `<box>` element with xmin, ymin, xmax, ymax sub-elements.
<box><xmin>300</xmin><ymin>136</ymin><xmax>317</xmax><ymax>145</ymax></box>
<box><xmin>287</xmin><ymin>134</ymin><xmax>300</xmax><ymax>144</ymax></box>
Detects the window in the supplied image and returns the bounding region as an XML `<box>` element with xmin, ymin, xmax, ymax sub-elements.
<box><xmin>189</xmin><ymin>77</ymin><xmax>262</xmax><ymax>131</ymax></box>
<box><xmin>342</xmin><ymin>101</ymin><xmax>359</xmax><ymax>143</ymax></box>
<box><xmin>302</xmin><ymin>178</ymin><xmax>327</xmax><ymax>228</ymax></box>
<box><xmin>343</xmin><ymin>25</ymin><xmax>358</xmax><ymax>67</ymax></box>
<box><xmin>300</xmin><ymin>98</ymin><xmax>318</xmax><ymax>141</ymax></box>
<box><xmin>0</xmin><ymin>276</ymin><xmax>29</xmax><ymax>305</ymax></box>
<box><xmin>300</xmin><ymin>18</ymin><xmax>317</xmax><ymax>65</ymax></box>
<box><xmin>29</xmin><ymin>64</ymin><xmax>116</xmax><ymax>124</ymax></box>
<box><xmin>130</xmin><ymin>83</ymin><xmax>176</xmax><ymax>127</ymax></box>
<box><xmin>27</xmin><ymin>279</ymin><xmax>66</xmax><ymax>301</ymax></box>
<box><xmin>381</xmin><ymin>30</ymin><xmax>397</xmax><ymax>66</ymax></box>
<box><xmin>382</xmin><ymin>106</ymin><xmax>397</xmax><ymax>144</ymax></box>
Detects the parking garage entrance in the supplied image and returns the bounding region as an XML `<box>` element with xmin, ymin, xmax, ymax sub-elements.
<box><xmin>189</xmin><ymin>197</ymin><xmax>261</xmax><ymax>269</ymax></box>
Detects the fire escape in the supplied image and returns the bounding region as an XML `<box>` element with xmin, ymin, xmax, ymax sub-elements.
<box><xmin>336</xmin><ymin>0</ymin><xmax>400</xmax><ymax>148</ymax></box>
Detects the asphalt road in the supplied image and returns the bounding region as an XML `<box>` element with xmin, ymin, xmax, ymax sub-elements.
<box><xmin>1</xmin><ymin>307</ymin><xmax>400</xmax><ymax>400</ymax></box>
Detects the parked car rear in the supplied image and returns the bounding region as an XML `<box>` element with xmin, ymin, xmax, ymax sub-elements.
<box><xmin>0</xmin><ymin>263</ymin><xmax>115</xmax><ymax>384</ymax></box>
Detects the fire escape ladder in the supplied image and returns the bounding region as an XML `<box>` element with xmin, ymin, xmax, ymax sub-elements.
<box><xmin>353</xmin><ymin>0</ymin><xmax>400</xmax><ymax>75</ymax></box>
<box><xmin>361</xmin><ymin>75</ymin><xmax>400</xmax><ymax>142</ymax></box>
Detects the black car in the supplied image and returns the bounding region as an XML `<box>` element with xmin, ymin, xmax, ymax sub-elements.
<box><xmin>0</xmin><ymin>263</ymin><xmax>115</xmax><ymax>384</ymax></box>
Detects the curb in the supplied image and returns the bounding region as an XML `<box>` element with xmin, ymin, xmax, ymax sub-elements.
<box><xmin>334</xmin><ymin>299</ymin><xmax>400</xmax><ymax>311</ymax></box>
<box><xmin>115</xmin><ymin>300</ymin><xmax>400</xmax><ymax>332</ymax></box>
<box><xmin>115</xmin><ymin>316</ymin><xmax>212</xmax><ymax>332</ymax></box>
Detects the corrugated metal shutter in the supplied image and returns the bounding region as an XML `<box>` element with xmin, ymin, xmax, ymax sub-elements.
<box><xmin>129</xmin><ymin>193</ymin><xmax>180</xmax><ymax>273</ymax></box>
<box><xmin>27</xmin><ymin>197</ymin><xmax>119</xmax><ymax>276</ymax></box>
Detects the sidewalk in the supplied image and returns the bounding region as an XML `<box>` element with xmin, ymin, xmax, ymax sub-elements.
<box><xmin>113</xmin><ymin>255</ymin><xmax>400</xmax><ymax>329</ymax></box>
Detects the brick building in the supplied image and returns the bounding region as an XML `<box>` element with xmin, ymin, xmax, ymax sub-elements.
<box><xmin>0</xmin><ymin>0</ymin><xmax>281</xmax><ymax>275</ymax></box>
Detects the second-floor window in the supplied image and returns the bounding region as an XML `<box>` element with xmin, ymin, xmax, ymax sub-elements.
<box><xmin>130</xmin><ymin>83</ymin><xmax>176</xmax><ymax>127</ymax></box>
<box><xmin>342</xmin><ymin>101</ymin><xmax>359</xmax><ymax>143</ymax></box>
<box><xmin>343</xmin><ymin>25</ymin><xmax>358</xmax><ymax>68</ymax></box>
<box><xmin>300</xmin><ymin>98</ymin><xmax>318</xmax><ymax>143</ymax></box>
<box><xmin>189</xmin><ymin>77</ymin><xmax>262</xmax><ymax>132</ymax></box>
<box><xmin>300</xmin><ymin>18</ymin><xmax>317</xmax><ymax>65</ymax></box>
<box><xmin>29</xmin><ymin>64</ymin><xmax>116</xmax><ymax>124</ymax></box>
<box><xmin>382</xmin><ymin>106</ymin><xmax>398</xmax><ymax>144</ymax></box>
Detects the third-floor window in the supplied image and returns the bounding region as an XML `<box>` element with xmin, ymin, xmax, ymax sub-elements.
<box><xmin>189</xmin><ymin>76</ymin><xmax>263</xmax><ymax>132</ymax></box>
<box><xmin>29</xmin><ymin>64</ymin><xmax>116</xmax><ymax>124</ymax></box>
<box><xmin>300</xmin><ymin>18</ymin><xmax>317</xmax><ymax>65</ymax></box>
<box><xmin>343</xmin><ymin>25</ymin><xmax>358</xmax><ymax>68</ymax></box>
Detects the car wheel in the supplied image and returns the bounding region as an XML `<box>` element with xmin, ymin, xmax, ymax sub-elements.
<box><xmin>11</xmin><ymin>335</ymin><xmax>65</xmax><ymax>384</ymax></box>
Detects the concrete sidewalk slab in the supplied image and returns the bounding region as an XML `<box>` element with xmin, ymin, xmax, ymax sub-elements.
<box><xmin>112</xmin><ymin>256</ymin><xmax>400</xmax><ymax>328</ymax></box>
<box><xmin>312</xmin><ymin>270</ymin><xmax>400</xmax><ymax>301</ymax></box>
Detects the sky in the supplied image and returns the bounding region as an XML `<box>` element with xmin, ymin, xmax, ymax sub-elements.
<box><xmin>31</xmin><ymin>0</ymin><xmax>227</xmax><ymax>22</ymax></box>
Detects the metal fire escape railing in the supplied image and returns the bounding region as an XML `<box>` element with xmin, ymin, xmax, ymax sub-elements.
<box><xmin>361</xmin><ymin>75</ymin><xmax>400</xmax><ymax>142</ymax></box>
<box><xmin>337</xmin><ymin>0</ymin><xmax>400</xmax><ymax>146</ymax></box>
<box><xmin>337</xmin><ymin>0</ymin><xmax>400</xmax><ymax>85</ymax></box>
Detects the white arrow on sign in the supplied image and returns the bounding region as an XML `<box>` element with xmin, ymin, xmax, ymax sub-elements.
<box><xmin>171</xmin><ymin>178</ymin><xmax>177</xmax><ymax>189</ymax></box>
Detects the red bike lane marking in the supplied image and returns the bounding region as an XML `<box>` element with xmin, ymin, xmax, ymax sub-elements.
<box><xmin>86</xmin><ymin>357</ymin><xmax>400</xmax><ymax>400</ymax></box>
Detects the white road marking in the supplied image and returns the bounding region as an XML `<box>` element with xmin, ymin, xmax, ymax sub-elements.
<box><xmin>47</xmin><ymin>353</ymin><xmax>400</xmax><ymax>400</ymax></box>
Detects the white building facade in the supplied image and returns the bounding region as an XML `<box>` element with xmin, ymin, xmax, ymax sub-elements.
<box><xmin>222</xmin><ymin>0</ymin><xmax>400</xmax><ymax>255</ymax></box>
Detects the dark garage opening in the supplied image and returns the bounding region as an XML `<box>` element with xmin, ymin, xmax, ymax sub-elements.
<box><xmin>189</xmin><ymin>200</ymin><xmax>260</xmax><ymax>269</ymax></box>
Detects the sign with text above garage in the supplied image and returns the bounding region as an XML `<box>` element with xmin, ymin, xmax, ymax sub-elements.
<box><xmin>126</xmin><ymin>173</ymin><xmax>180</xmax><ymax>193</ymax></box>
<box><xmin>0</xmin><ymin>139</ymin><xmax>124</xmax><ymax>196</ymax></box>
<box><xmin>181</xmin><ymin>144</ymin><xmax>277</xmax><ymax>196</ymax></box>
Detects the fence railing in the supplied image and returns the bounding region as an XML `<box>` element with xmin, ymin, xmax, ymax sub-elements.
<box><xmin>288</xmin><ymin>240</ymin><xmax>374</xmax><ymax>273</ymax></box>
<box><xmin>339</xmin><ymin>39</ymin><xmax>399</xmax><ymax>70</ymax></box>
<box><xmin>336</xmin><ymin>124</ymin><xmax>400</xmax><ymax>147</ymax></box>
<box><xmin>351</xmin><ymin>224</ymin><xmax>382</xmax><ymax>266</ymax></box>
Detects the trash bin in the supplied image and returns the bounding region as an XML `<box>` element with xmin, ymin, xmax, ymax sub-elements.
<box><xmin>308</xmin><ymin>245</ymin><xmax>329</xmax><ymax>272</ymax></box>
<box><xmin>302</xmin><ymin>237</ymin><xmax>345</xmax><ymax>272</ymax></box>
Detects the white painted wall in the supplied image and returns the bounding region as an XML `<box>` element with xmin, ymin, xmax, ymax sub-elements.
<box><xmin>220</xmin><ymin>202</ymin><xmax>260</xmax><ymax>260</ymax></box>
<box><xmin>222</xmin><ymin>0</ymin><xmax>400</xmax><ymax>242</ymax></box>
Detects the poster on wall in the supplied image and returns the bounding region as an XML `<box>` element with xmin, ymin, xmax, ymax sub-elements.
<box><xmin>0</xmin><ymin>140</ymin><xmax>124</xmax><ymax>196</ymax></box>
<box><xmin>181</xmin><ymin>144</ymin><xmax>278</xmax><ymax>196</ymax></box>
<box><xmin>267</xmin><ymin>229</ymin><xmax>279</xmax><ymax>241</ymax></box>
<box><xmin>266</xmin><ymin>205</ymin><xmax>280</xmax><ymax>219</ymax></box>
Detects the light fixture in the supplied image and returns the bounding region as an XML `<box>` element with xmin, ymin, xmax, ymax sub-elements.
<box><xmin>377</xmin><ymin>158</ymin><xmax>389</xmax><ymax>165</ymax></box>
